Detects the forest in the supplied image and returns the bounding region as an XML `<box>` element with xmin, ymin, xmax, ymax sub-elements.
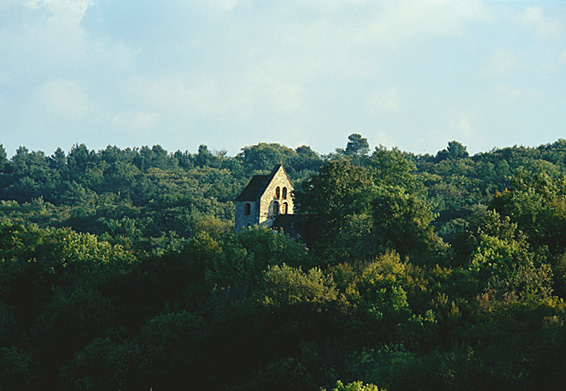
<box><xmin>2</xmin><ymin>134</ymin><xmax>566</xmax><ymax>390</ymax></box>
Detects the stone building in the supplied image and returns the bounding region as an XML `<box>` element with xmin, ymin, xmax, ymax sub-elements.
<box><xmin>234</xmin><ymin>164</ymin><xmax>294</xmax><ymax>232</ymax></box>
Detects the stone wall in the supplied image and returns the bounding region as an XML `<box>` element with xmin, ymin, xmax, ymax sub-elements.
<box><xmin>234</xmin><ymin>200</ymin><xmax>258</xmax><ymax>232</ymax></box>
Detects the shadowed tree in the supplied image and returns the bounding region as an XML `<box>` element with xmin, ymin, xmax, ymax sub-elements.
<box><xmin>345</xmin><ymin>133</ymin><xmax>370</xmax><ymax>157</ymax></box>
<box><xmin>294</xmin><ymin>160</ymin><xmax>375</xmax><ymax>261</ymax></box>
<box><xmin>0</xmin><ymin>144</ymin><xmax>7</xmax><ymax>167</ymax></box>
<box><xmin>435</xmin><ymin>140</ymin><xmax>469</xmax><ymax>162</ymax></box>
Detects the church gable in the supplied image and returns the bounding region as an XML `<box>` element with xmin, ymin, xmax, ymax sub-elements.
<box><xmin>258</xmin><ymin>165</ymin><xmax>293</xmax><ymax>222</ymax></box>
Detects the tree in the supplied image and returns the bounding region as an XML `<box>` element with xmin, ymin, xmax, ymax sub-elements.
<box><xmin>294</xmin><ymin>160</ymin><xmax>375</xmax><ymax>261</ymax></box>
<box><xmin>134</xmin><ymin>145</ymin><xmax>175</xmax><ymax>171</ymax></box>
<box><xmin>238</xmin><ymin>143</ymin><xmax>298</xmax><ymax>173</ymax></box>
<box><xmin>31</xmin><ymin>286</ymin><xmax>115</xmax><ymax>377</ymax></box>
<box><xmin>294</xmin><ymin>145</ymin><xmax>323</xmax><ymax>175</ymax></box>
<box><xmin>435</xmin><ymin>140</ymin><xmax>469</xmax><ymax>161</ymax></box>
<box><xmin>67</xmin><ymin>143</ymin><xmax>95</xmax><ymax>173</ymax></box>
<box><xmin>490</xmin><ymin>172</ymin><xmax>566</xmax><ymax>254</ymax></box>
<box><xmin>60</xmin><ymin>337</ymin><xmax>147</xmax><ymax>391</ymax></box>
<box><xmin>204</xmin><ymin>229</ymin><xmax>313</xmax><ymax>308</ymax></box>
<box><xmin>0</xmin><ymin>144</ymin><xmax>7</xmax><ymax>167</ymax></box>
<box><xmin>447</xmin><ymin>141</ymin><xmax>469</xmax><ymax>159</ymax></box>
<box><xmin>0</xmin><ymin>346</ymin><xmax>37</xmax><ymax>391</ymax></box>
<box><xmin>325</xmin><ymin>380</ymin><xmax>382</xmax><ymax>391</ymax></box>
<box><xmin>295</xmin><ymin>145</ymin><xmax>319</xmax><ymax>161</ymax></box>
<box><xmin>295</xmin><ymin>159</ymin><xmax>442</xmax><ymax>263</ymax></box>
<box><xmin>370</xmin><ymin>146</ymin><xmax>421</xmax><ymax>193</ymax></box>
<box><xmin>140</xmin><ymin>311</ymin><xmax>210</xmax><ymax>389</ymax></box>
<box><xmin>372</xmin><ymin>186</ymin><xmax>444</xmax><ymax>262</ymax></box>
<box><xmin>258</xmin><ymin>264</ymin><xmax>337</xmax><ymax>307</ymax></box>
<box><xmin>345</xmin><ymin>133</ymin><xmax>370</xmax><ymax>157</ymax></box>
<box><xmin>345</xmin><ymin>252</ymin><xmax>413</xmax><ymax>342</ymax></box>
<box><xmin>48</xmin><ymin>147</ymin><xmax>67</xmax><ymax>171</ymax></box>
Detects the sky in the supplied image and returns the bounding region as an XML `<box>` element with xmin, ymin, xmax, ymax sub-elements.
<box><xmin>1</xmin><ymin>0</ymin><xmax>565</xmax><ymax>158</ymax></box>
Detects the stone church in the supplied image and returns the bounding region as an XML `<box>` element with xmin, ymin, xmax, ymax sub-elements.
<box><xmin>234</xmin><ymin>164</ymin><xmax>295</xmax><ymax>232</ymax></box>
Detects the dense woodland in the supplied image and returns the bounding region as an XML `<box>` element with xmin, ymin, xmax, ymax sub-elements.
<box><xmin>2</xmin><ymin>134</ymin><xmax>566</xmax><ymax>390</ymax></box>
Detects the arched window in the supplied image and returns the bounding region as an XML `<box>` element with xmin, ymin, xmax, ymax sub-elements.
<box><xmin>282</xmin><ymin>202</ymin><xmax>288</xmax><ymax>215</ymax></box>
<box><xmin>275</xmin><ymin>187</ymin><xmax>280</xmax><ymax>199</ymax></box>
<box><xmin>282</xmin><ymin>187</ymin><xmax>287</xmax><ymax>199</ymax></box>
<box><xmin>273</xmin><ymin>201</ymin><xmax>279</xmax><ymax>216</ymax></box>
<box><xmin>244</xmin><ymin>203</ymin><xmax>251</xmax><ymax>216</ymax></box>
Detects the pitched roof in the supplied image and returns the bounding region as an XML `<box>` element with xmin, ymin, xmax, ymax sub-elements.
<box><xmin>235</xmin><ymin>174</ymin><xmax>269</xmax><ymax>201</ymax></box>
<box><xmin>235</xmin><ymin>165</ymin><xmax>287</xmax><ymax>202</ymax></box>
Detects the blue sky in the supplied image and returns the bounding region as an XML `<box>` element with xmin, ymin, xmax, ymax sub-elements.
<box><xmin>1</xmin><ymin>0</ymin><xmax>565</xmax><ymax>157</ymax></box>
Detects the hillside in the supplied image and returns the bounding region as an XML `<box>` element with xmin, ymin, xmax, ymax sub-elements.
<box><xmin>2</xmin><ymin>135</ymin><xmax>566</xmax><ymax>390</ymax></box>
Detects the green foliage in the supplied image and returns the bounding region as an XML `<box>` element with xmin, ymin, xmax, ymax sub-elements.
<box><xmin>32</xmin><ymin>287</ymin><xmax>114</xmax><ymax>347</ymax></box>
<box><xmin>342</xmin><ymin>253</ymin><xmax>414</xmax><ymax>344</ymax></box>
<box><xmin>0</xmin><ymin>346</ymin><xmax>37</xmax><ymax>391</ymax></box>
<box><xmin>141</xmin><ymin>310</ymin><xmax>210</xmax><ymax>389</ymax></box>
<box><xmin>238</xmin><ymin>143</ymin><xmax>298</xmax><ymax>173</ymax></box>
<box><xmin>435</xmin><ymin>140</ymin><xmax>469</xmax><ymax>161</ymax></box>
<box><xmin>325</xmin><ymin>380</ymin><xmax>383</xmax><ymax>391</ymax></box>
<box><xmin>205</xmin><ymin>229</ymin><xmax>313</xmax><ymax>308</ymax></box>
<box><xmin>344</xmin><ymin>133</ymin><xmax>370</xmax><ymax>157</ymax></box>
<box><xmin>296</xmin><ymin>158</ymin><xmax>443</xmax><ymax>263</ymax></box>
<box><xmin>0</xmin><ymin>144</ymin><xmax>7</xmax><ymax>166</ymax></box>
<box><xmin>371</xmin><ymin>186</ymin><xmax>445</xmax><ymax>262</ymax></box>
<box><xmin>370</xmin><ymin>145</ymin><xmax>420</xmax><ymax>192</ymax></box>
<box><xmin>3</xmin><ymin>139</ymin><xmax>566</xmax><ymax>390</ymax></box>
<box><xmin>491</xmin><ymin>172</ymin><xmax>566</xmax><ymax>254</ymax></box>
<box><xmin>259</xmin><ymin>264</ymin><xmax>337</xmax><ymax>307</ymax></box>
<box><xmin>294</xmin><ymin>160</ymin><xmax>375</xmax><ymax>260</ymax></box>
<box><xmin>60</xmin><ymin>336</ymin><xmax>147</xmax><ymax>391</ymax></box>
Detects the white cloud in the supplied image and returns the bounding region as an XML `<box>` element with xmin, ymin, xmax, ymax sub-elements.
<box><xmin>356</xmin><ymin>0</ymin><xmax>489</xmax><ymax>47</ymax></box>
<box><xmin>91</xmin><ymin>40</ymin><xmax>136</xmax><ymax>72</ymax></box>
<box><xmin>130</xmin><ymin>76</ymin><xmax>225</xmax><ymax>115</ymax></box>
<box><xmin>495</xmin><ymin>84</ymin><xmax>522</xmax><ymax>101</ymax></box>
<box><xmin>520</xmin><ymin>6</ymin><xmax>563</xmax><ymax>38</ymax></box>
<box><xmin>454</xmin><ymin>113</ymin><xmax>472</xmax><ymax>139</ymax></box>
<box><xmin>245</xmin><ymin>61</ymin><xmax>304</xmax><ymax>115</ymax></box>
<box><xmin>480</xmin><ymin>50</ymin><xmax>518</xmax><ymax>78</ymax></box>
<box><xmin>494</xmin><ymin>84</ymin><xmax>542</xmax><ymax>103</ymax></box>
<box><xmin>367</xmin><ymin>88</ymin><xmax>401</xmax><ymax>113</ymax></box>
<box><xmin>129</xmin><ymin>60</ymin><xmax>305</xmax><ymax>120</ymax></box>
<box><xmin>0</xmin><ymin>0</ymin><xmax>96</xmax><ymax>79</ymax></box>
<box><xmin>33</xmin><ymin>79</ymin><xmax>91</xmax><ymax>118</ymax></box>
<box><xmin>202</xmin><ymin>0</ymin><xmax>242</xmax><ymax>12</ymax></box>
<box><xmin>23</xmin><ymin>0</ymin><xmax>94</xmax><ymax>28</ymax></box>
<box><xmin>112</xmin><ymin>111</ymin><xmax>158</xmax><ymax>129</ymax></box>
<box><xmin>1</xmin><ymin>0</ymin><xmax>566</xmax><ymax>157</ymax></box>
